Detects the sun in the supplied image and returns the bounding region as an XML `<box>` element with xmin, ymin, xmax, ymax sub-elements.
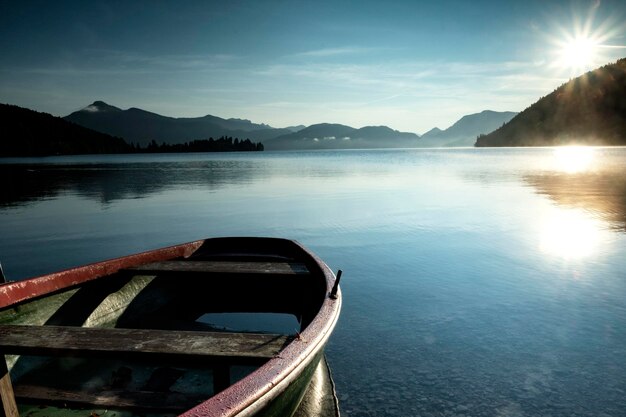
<box><xmin>558</xmin><ymin>35</ymin><xmax>598</xmax><ymax>72</ymax></box>
<box><xmin>552</xmin><ymin>26</ymin><xmax>604</xmax><ymax>76</ymax></box>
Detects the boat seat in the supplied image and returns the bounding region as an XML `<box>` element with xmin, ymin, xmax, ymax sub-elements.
<box><xmin>123</xmin><ymin>260</ymin><xmax>310</xmax><ymax>275</ymax></box>
<box><xmin>0</xmin><ymin>324</ymin><xmax>291</xmax><ymax>362</ymax></box>
<box><xmin>0</xmin><ymin>324</ymin><xmax>292</xmax><ymax>415</ymax></box>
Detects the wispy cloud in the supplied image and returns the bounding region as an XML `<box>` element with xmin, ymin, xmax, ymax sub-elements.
<box><xmin>290</xmin><ymin>47</ymin><xmax>381</xmax><ymax>58</ymax></box>
<box><xmin>0</xmin><ymin>50</ymin><xmax>241</xmax><ymax>77</ymax></box>
<box><xmin>85</xmin><ymin>49</ymin><xmax>239</xmax><ymax>72</ymax></box>
<box><xmin>255</xmin><ymin>59</ymin><xmax>558</xmax><ymax>95</ymax></box>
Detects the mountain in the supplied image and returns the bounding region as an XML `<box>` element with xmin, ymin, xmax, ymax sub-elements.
<box><xmin>264</xmin><ymin>123</ymin><xmax>419</xmax><ymax>150</ymax></box>
<box><xmin>65</xmin><ymin>101</ymin><xmax>292</xmax><ymax>146</ymax></box>
<box><xmin>422</xmin><ymin>127</ymin><xmax>443</xmax><ymax>137</ymax></box>
<box><xmin>476</xmin><ymin>58</ymin><xmax>626</xmax><ymax>147</ymax></box>
<box><xmin>285</xmin><ymin>125</ymin><xmax>306</xmax><ymax>132</ymax></box>
<box><xmin>0</xmin><ymin>103</ymin><xmax>131</xmax><ymax>156</ymax></box>
<box><xmin>418</xmin><ymin>110</ymin><xmax>517</xmax><ymax>147</ymax></box>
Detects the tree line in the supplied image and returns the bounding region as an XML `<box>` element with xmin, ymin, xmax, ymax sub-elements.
<box><xmin>136</xmin><ymin>137</ymin><xmax>264</xmax><ymax>153</ymax></box>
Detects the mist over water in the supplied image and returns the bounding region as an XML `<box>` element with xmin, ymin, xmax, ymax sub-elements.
<box><xmin>2</xmin><ymin>148</ymin><xmax>626</xmax><ymax>417</ymax></box>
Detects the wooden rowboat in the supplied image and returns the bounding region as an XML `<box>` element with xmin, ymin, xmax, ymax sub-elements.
<box><xmin>0</xmin><ymin>237</ymin><xmax>342</xmax><ymax>417</ymax></box>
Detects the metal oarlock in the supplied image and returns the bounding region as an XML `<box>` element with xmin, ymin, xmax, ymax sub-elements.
<box><xmin>330</xmin><ymin>269</ymin><xmax>342</xmax><ymax>299</ymax></box>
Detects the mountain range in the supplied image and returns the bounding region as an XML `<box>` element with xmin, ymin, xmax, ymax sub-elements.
<box><xmin>264</xmin><ymin>123</ymin><xmax>419</xmax><ymax>150</ymax></box>
<box><xmin>64</xmin><ymin>101</ymin><xmax>519</xmax><ymax>150</ymax></box>
<box><xmin>476</xmin><ymin>58</ymin><xmax>626</xmax><ymax>146</ymax></box>
<box><xmin>64</xmin><ymin>101</ymin><xmax>295</xmax><ymax>146</ymax></box>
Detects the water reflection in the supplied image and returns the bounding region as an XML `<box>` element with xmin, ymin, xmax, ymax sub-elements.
<box><xmin>1</xmin><ymin>161</ymin><xmax>264</xmax><ymax>207</ymax></box>
<box><xmin>525</xmin><ymin>149</ymin><xmax>626</xmax><ymax>258</ymax></box>
<box><xmin>552</xmin><ymin>146</ymin><xmax>595</xmax><ymax>173</ymax></box>
<box><xmin>538</xmin><ymin>209</ymin><xmax>602</xmax><ymax>259</ymax></box>
<box><xmin>525</xmin><ymin>171</ymin><xmax>626</xmax><ymax>231</ymax></box>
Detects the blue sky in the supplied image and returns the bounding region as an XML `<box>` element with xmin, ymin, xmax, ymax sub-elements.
<box><xmin>1</xmin><ymin>0</ymin><xmax>625</xmax><ymax>133</ymax></box>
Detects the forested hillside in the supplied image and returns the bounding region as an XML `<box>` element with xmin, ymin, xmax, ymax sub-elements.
<box><xmin>1</xmin><ymin>104</ymin><xmax>131</xmax><ymax>156</ymax></box>
<box><xmin>476</xmin><ymin>58</ymin><xmax>626</xmax><ymax>147</ymax></box>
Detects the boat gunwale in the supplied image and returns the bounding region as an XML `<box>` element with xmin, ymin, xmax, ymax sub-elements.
<box><xmin>0</xmin><ymin>239</ymin><xmax>205</xmax><ymax>309</ymax></box>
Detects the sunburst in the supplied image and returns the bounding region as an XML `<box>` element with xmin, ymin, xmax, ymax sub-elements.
<box><xmin>546</xmin><ymin>6</ymin><xmax>625</xmax><ymax>77</ymax></box>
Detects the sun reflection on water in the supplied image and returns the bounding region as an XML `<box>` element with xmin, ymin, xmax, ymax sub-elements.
<box><xmin>553</xmin><ymin>146</ymin><xmax>595</xmax><ymax>173</ymax></box>
<box><xmin>539</xmin><ymin>208</ymin><xmax>602</xmax><ymax>260</ymax></box>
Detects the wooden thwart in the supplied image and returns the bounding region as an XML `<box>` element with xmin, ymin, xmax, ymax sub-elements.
<box><xmin>0</xmin><ymin>325</ymin><xmax>290</xmax><ymax>361</ymax></box>
<box><xmin>126</xmin><ymin>260</ymin><xmax>310</xmax><ymax>275</ymax></box>
<box><xmin>0</xmin><ymin>324</ymin><xmax>292</xmax><ymax>416</ymax></box>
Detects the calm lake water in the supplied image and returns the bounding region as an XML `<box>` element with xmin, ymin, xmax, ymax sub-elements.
<box><xmin>2</xmin><ymin>147</ymin><xmax>626</xmax><ymax>417</ymax></box>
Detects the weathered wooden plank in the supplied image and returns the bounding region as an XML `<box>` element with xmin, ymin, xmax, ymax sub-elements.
<box><xmin>0</xmin><ymin>325</ymin><xmax>291</xmax><ymax>362</ymax></box>
<box><xmin>126</xmin><ymin>260</ymin><xmax>309</xmax><ymax>275</ymax></box>
<box><xmin>0</xmin><ymin>357</ymin><xmax>18</xmax><ymax>417</ymax></box>
<box><xmin>13</xmin><ymin>384</ymin><xmax>206</xmax><ymax>411</ymax></box>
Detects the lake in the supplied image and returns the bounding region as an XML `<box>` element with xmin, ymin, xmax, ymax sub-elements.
<box><xmin>2</xmin><ymin>147</ymin><xmax>626</xmax><ymax>417</ymax></box>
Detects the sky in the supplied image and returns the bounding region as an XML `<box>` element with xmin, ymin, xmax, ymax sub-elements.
<box><xmin>1</xmin><ymin>0</ymin><xmax>626</xmax><ymax>134</ymax></box>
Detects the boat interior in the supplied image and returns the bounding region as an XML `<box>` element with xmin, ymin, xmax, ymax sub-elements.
<box><xmin>0</xmin><ymin>239</ymin><xmax>328</xmax><ymax>417</ymax></box>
